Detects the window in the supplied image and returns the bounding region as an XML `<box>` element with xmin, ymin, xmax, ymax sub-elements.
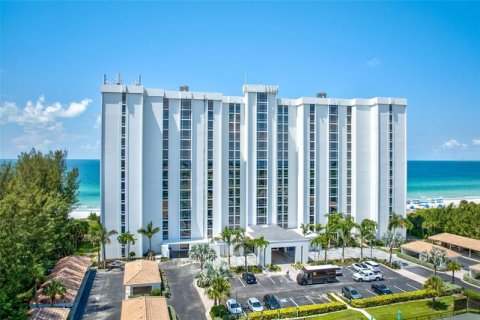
<box><xmin>257</xmin><ymin>93</ymin><xmax>268</xmax><ymax>225</ymax></box>
<box><xmin>329</xmin><ymin>105</ymin><xmax>339</xmax><ymax>213</ymax></box>
<box><xmin>228</xmin><ymin>102</ymin><xmax>241</xmax><ymax>229</ymax></box>
<box><xmin>162</xmin><ymin>98</ymin><xmax>169</xmax><ymax>240</ymax></box>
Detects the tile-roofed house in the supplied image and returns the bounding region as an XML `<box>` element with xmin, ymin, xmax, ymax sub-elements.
<box><xmin>35</xmin><ymin>256</ymin><xmax>91</xmax><ymax>307</ymax></box>
<box><xmin>123</xmin><ymin>260</ymin><xmax>161</xmax><ymax>298</ymax></box>
<box><xmin>429</xmin><ymin>233</ymin><xmax>480</xmax><ymax>258</ymax></box>
<box><xmin>401</xmin><ymin>240</ymin><xmax>461</xmax><ymax>259</ymax></box>
<box><xmin>121</xmin><ymin>296</ymin><xmax>170</xmax><ymax>320</ymax></box>
<box><xmin>29</xmin><ymin>307</ymin><xmax>70</xmax><ymax>320</ymax></box>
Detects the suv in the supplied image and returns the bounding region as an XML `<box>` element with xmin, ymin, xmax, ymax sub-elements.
<box><xmin>242</xmin><ymin>272</ymin><xmax>257</xmax><ymax>284</ymax></box>
<box><xmin>226</xmin><ymin>299</ymin><xmax>242</xmax><ymax>314</ymax></box>
<box><xmin>353</xmin><ymin>270</ymin><xmax>383</xmax><ymax>282</ymax></box>
<box><xmin>371</xmin><ymin>283</ymin><xmax>393</xmax><ymax>295</ymax></box>
<box><xmin>351</xmin><ymin>263</ymin><xmax>369</xmax><ymax>272</ymax></box>
<box><xmin>342</xmin><ymin>286</ymin><xmax>363</xmax><ymax>300</ymax></box>
<box><xmin>364</xmin><ymin>261</ymin><xmax>381</xmax><ymax>272</ymax></box>
<box><xmin>263</xmin><ymin>294</ymin><xmax>281</xmax><ymax>310</ymax></box>
<box><xmin>333</xmin><ymin>265</ymin><xmax>342</xmax><ymax>276</ymax></box>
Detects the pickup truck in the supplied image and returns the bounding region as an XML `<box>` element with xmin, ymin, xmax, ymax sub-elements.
<box><xmin>353</xmin><ymin>270</ymin><xmax>383</xmax><ymax>282</ymax></box>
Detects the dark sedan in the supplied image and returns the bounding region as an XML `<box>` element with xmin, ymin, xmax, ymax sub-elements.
<box><xmin>242</xmin><ymin>272</ymin><xmax>257</xmax><ymax>284</ymax></box>
<box><xmin>263</xmin><ymin>294</ymin><xmax>281</xmax><ymax>310</ymax></box>
<box><xmin>371</xmin><ymin>283</ymin><xmax>393</xmax><ymax>295</ymax></box>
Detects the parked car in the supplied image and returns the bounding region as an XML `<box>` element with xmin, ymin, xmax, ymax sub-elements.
<box><xmin>226</xmin><ymin>299</ymin><xmax>243</xmax><ymax>314</ymax></box>
<box><xmin>242</xmin><ymin>272</ymin><xmax>257</xmax><ymax>284</ymax></box>
<box><xmin>393</xmin><ymin>260</ymin><xmax>409</xmax><ymax>268</ymax></box>
<box><xmin>351</xmin><ymin>263</ymin><xmax>369</xmax><ymax>272</ymax></box>
<box><xmin>263</xmin><ymin>294</ymin><xmax>281</xmax><ymax>310</ymax></box>
<box><xmin>353</xmin><ymin>270</ymin><xmax>383</xmax><ymax>282</ymax></box>
<box><xmin>333</xmin><ymin>265</ymin><xmax>343</xmax><ymax>276</ymax></box>
<box><xmin>364</xmin><ymin>261</ymin><xmax>381</xmax><ymax>272</ymax></box>
<box><xmin>247</xmin><ymin>297</ymin><xmax>264</xmax><ymax>312</ymax></box>
<box><xmin>342</xmin><ymin>286</ymin><xmax>363</xmax><ymax>300</ymax></box>
<box><xmin>371</xmin><ymin>283</ymin><xmax>393</xmax><ymax>295</ymax></box>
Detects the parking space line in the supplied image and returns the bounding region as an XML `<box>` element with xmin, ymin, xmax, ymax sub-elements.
<box><xmin>282</xmin><ymin>275</ymin><xmax>289</xmax><ymax>282</ymax></box>
<box><xmin>256</xmin><ymin>279</ymin><xmax>260</xmax><ymax>286</ymax></box>
<box><xmin>290</xmin><ymin>298</ymin><xmax>298</xmax><ymax>307</ymax></box>
<box><xmin>344</xmin><ymin>267</ymin><xmax>354</xmax><ymax>274</ymax></box>
<box><xmin>237</xmin><ymin>275</ymin><xmax>246</xmax><ymax>287</ymax></box>
<box><xmin>267</xmin><ymin>276</ymin><xmax>275</xmax><ymax>284</ymax></box>
<box><xmin>323</xmin><ymin>294</ymin><xmax>330</xmax><ymax>301</ymax></box>
<box><xmin>394</xmin><ymin>285</ymin><xmax>406</xmax><ymax>292</ymax></box>
<box><xmin>366</xmin><ymin>289</ymin><xmax>377</xmax><ymax>296</ymax></box>
<box><xmin>406</xmin><ymin>283</ymin><xmax>419</xmax><ymax>290</ymax></box>
<box><xmin>306</xmin><ymin>296</ymin><xmax>315</xmax><ymax>304</ymax></box>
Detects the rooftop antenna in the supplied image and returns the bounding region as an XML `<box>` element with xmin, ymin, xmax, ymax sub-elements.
<box><xmin>115</xmin><ymin>73</ymin><xmax>121</xmax><ymax>85</ymax></box>
<box><xmin>136</xmin><ymin>74</ymin><xmax>142</xmax><ymax>86</ymax></box>
<box><xmin>244</xmin><ymin>68</ymin><xmax>247</xmax><ymax>86</ymax></box>
<box><xmin>103</xmin><ymin>74</ymin><xmax>107</xmax><ymax>84</ymax></box>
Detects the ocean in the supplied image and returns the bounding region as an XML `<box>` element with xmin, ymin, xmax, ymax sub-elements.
<box><xmin>5</xmin><ymin>159</ymin><xmax>480</xmax><ymax>209</ymax></box>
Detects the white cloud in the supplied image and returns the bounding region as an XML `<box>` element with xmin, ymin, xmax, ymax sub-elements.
<box><xmin>366</xmin><ymin>57</ymin><xmax>381</xmax><ymax>67</ymax></box>
<box><xmin>442</xmin><ymin>139</ymin><xmax>468</xmax><ymax>149</ymax></box>
<box><xmin>94</xmin><ymin>115</ymin><xmax>101</xmax><ymax>129</ymax></box>
<box><xmin>0</xmin><ymin>96</ymin><xmax>92</xmax><ymax>153</ymax></box>
<box><xmin>473</xmin><ymin>139</ymin><xmax>480</xmax><ymax>146</ymax></box>
<box><xmin>81</xmin><ymin>140</ymin><xmax>100</xmax><ymax>150</ymax></box>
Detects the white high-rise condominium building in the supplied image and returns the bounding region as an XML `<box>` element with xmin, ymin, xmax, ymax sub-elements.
<box><xmin>101</xmin><ymin>77</ymin><xmax>407</xmax><ymax>261</ymax></box>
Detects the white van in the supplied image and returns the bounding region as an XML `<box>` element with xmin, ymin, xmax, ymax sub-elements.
<box><xmin>364</xmin><ymin>261</ymin><xmax>381</xmax><ymax>272</ymax></box>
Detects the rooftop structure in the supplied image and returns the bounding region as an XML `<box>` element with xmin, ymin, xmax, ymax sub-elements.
<box><xmin>401</xmin><ymin>240</ymin><xmax>461</xmax><ymax>259</ymax></box>
<box><xmin>429</xmin><ymin>233</ymin><xmax>480</xmax><ymax>257</ymax></box>
<box><xmin>121</xmin><ymin>296</ymin><xmax>169</xmax><ymax>320</ymax></box>
<box><xmin>123</xmin><ymin>260</ymin><xmax>161</xmax><ymax>286</ymax></box>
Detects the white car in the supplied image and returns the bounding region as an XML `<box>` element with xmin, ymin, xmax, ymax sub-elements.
<box><xmin>364</xmin><ymin>261</ymin><xmax>381</xmax><ymax>273</ymax></box>
<box><xmin>226</xmin><ymin>299</ymin><xmax>242</xmax><ymax>314</ymax></box>
<box><xmin>247</xmin><ymin>297</ymin><xmax>264</xmax><ymax>312</ymax></box>
<box><xmin>351</xmin><ymin>263</ymin><xmax>369</xmax><ymax>272</ymax></box>
<box><xmin>353</xmin><ymin>270</ymin><xmax>383</xmax><ymax>282</ymax></box>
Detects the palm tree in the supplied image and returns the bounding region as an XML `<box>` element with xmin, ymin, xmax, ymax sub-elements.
<box><xmin>205</xmin><ymin>275</ymin><xmax>232</xmax><ymax>305</ymax></box>
<box><xmin>300</xmin><ymin>223</ymin><xmax>311</xmax><ymax>237</ymax></box>
<box><xmin>189</xmin><ymin>244</ymin><xmax>217</xmax><ymax>269</ymax></box>
<box><xmin>422</xmin><ymin>247</ymin><xmax>448</xmax><ymax>275</ymax></box>
<box><xmin>117</xmin><ymin>231</ymin><xmax>136</xmax><ymax>261</ymax></box>
<box><xmin>196</xmin><ymin>261</ymin><xmax>231</xmax><ymax>287</ymax></box>
<box><xmin>31</xmin><ymin>264</ymin><xmax>45</xmax><ymax>309</ymax></box>
<box><xmin>356</xmin><ymin>219</ymin><xmax>377</xmax><ymax>260</ymax></box>
<box><xmin>310</xmin><ymin>236</ymin><xmax>323</xmax><ymax>262</ymax></box>
<box><xmin>253</xmin><ymin>236</ymin><xmax>270</xmax><ymax>267</ymax></box>
<box><xmin>423</xmin><ymin>275</ymin><xmax>445</xmax><ymax>305</ymax></box>
<box><xmin>322</xmin><ymin>214</ymin><xmax>339</xmax><ymax>262</ymax></box>
<box><xmin>138</xmin><ymin>221</ymin><xmax>160</xmax><ymax>254</ymax></box>
<box><xmin>382</xmin><ymin>230</ymin><xmax>403</xmax><ymax>265</ymax></box>
<box><xmin>234</xmin><ymin>228</ymin><xmax>255</xmax><ymax>272</ymax></box>
<box><xmin>41</xmin><ymin>280</ymin><xmax>66</xmax><ymax>306</ymax></box>
<box><xmin>388</xmin><ymin>212</ymin><xmax>413</xmax><ymax>233</ymax></box>
<box><xmin>336</xmin><ymin>213</ymin><xmax>357</xmax><ymax>263</ymax></box>
<box><xmin>88</xmin><ymin>224</ymin><xmax>118</xmax><ymax>268</ymax></box>
<box><xmin>446</xmin><ymin>261</ymin><xmax>461</xmax><ymax>284</ymax></box>
<box><xmin>213</xmin><ymin>226</ymin><xmax>237</xmax><ymax>267</ymax></box>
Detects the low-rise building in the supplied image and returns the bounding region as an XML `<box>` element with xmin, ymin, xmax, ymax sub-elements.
<box><xmin>123</xmin><ymin>260</ymin><xmax>161</xmax><ymax>298</ymax></box>
<box><xmin>401</xmin><ymin>240</ymin><xmax>461</xmax><ymax>266</ymax></box>
<box><xmin>121</xmin><ymin>296</ymin><xmax>170</xmax><ymax>320</ymax></box>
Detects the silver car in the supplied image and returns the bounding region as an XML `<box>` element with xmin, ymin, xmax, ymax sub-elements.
<box><xmin>247</xmin><ymin>297</ymin><xmax>264</xmax><ymax>312</ymax></box>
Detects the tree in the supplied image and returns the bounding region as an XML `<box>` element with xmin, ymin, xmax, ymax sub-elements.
<box><xmin>234</xmin><ymin>228</ymin><xmax>255</xmax><ymax>272</ymax></box>
<box><xmin>189</xmin><ymin>244</ymin><xmax>217</xmax><ymax>269</ymax></box>
<box><xmin>423</xmin><ymin>275</ymin><xmax>445</xmax><ymax>305</ymax></box>
<box><xmin>253</xmin><ymin>236</ymin><xmax>270</xmax><ymax>266</ymax></box>
<box><xmin>388</xmin><ymin>212</ymin><xmax>413</xmax><ymax>233</ymax></box>
<box><xmin>196</xmin><ymin>261</ymin><xmax>231</xmax><ymax>287</ymax></box>
<box><xmin>138</xmin><ymin>221</ymin><xmax>160</xmax><ymax>254</ymax></box>
<box><xmin>310</xmin><ymin>236</ymin><xmax>323</xmax><ymax>262</ymax></box>
<box><xmin>213</xmin><ymin>227</ymin><xmax>237</xmax><ymax>267</ymax></box>
<box><xmin>31</xmin><ymin>264</ymin><xmax>45</xmax><ymax>309</ymax></box>
<box><xmin>336</xmin><ymin>213</ymin><xmax>357</xmax><ymax>263</ymax></box>
<box><xmin>117</xmin><ymin>232</ymin><xmax>136</xmax><ymax>261</ymax></box>
<box><xmin>382</xmin><ymin>230</ymin><xmax>403</xmax><ymax>265</ymax></box>
<box><xmin>446</xmin><ymin>261</ymin><xmax>461</xmax><ymax>284</ymax></box>
<box><xmin>300</xmin><ymin>223</ymin><xmax>311</xmax><ymax>237</ymax></box>
<box><xmin>421</xmin><ymin>247</ymin><xmax>448</xmax><ymax>275</ymax></box>
<box><xmin>88</xmin><ymin>223</ymin><xmax>118</xmax><ymax>268</ymax></box>
<box><xmin>321</xmin><ymin>214</ymin><xmax>339</xmax><ymax>262</ymax></box>
<box><xmin>41</xmin><ymin>280</ymin><xmax>66</xmax><ymax>306</ymax></box>
<box><xmin>356</xmin><ymin>219</ymin><xmax>377</xmax><ymax>260</ymax></box>
<box><xmin>68</xmin><ymin>219</ymin><xmax>90</xmax><ymax>251</ymax></box>
<box><xmin>205</xmin><ymin>275</ymin><xmax>231</xmax><ymax>306</ymax></box>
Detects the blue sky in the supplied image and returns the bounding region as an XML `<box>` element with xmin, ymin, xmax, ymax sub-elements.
<box><xmin>1</xmin><ymin>1</ymin><xmax>479</xmax><ymax>160</ymax></box>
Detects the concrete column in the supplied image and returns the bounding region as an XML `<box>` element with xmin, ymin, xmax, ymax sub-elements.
<box><xmin>265</xmin><ymin>246</ymin><xmax>272</xmax><ymax>265</ymax></box>
<box><xmin>295</xmin><ymin>245</ymin><xmax>303</xmax><ymax>263</ymax></box>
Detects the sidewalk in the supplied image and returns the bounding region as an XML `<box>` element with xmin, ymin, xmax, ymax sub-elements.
<box><xmin>330</xmin><ymin>292</ymin><xmax>371</xmax><ymax>319</ymax></box>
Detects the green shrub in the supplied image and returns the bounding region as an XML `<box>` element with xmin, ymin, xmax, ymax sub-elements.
<box><xmin>150</xmin><ymin>288</ymin><xmax>161</xmax><ymax>296</ymax></box>
<box><xmin>160</xmin><ymin>257</ymin><xmax>169</xmax><ymax>262</ymax></box>
<box><xmin>230</xmin><ymin>265</ymin><xmax>263</xmax><ymax>274</ymax></box>
<box><xmin>168</xmin><ymin>305</ymin><xmax>178</xmax><ymax>320</ymax></box>
<box><xmin>159</xmin><ymin>268</ymin><xmax>171</xmax><ymax>298</ymax></box>
<box><xmin>351</xmin><ymin>289</ymin><xmax>435</xmax><ymax>308</ymax></box>
<box><xmin>210</xmin><ymin>305</ymin><xmax>228</xmax><ymax>318</ymax></box>
<box><xmin>443</xmin><ymin>281</ymin><xmax>462</xmax><ymax>295</ymax></box>
<box><xmin>248</xmin><ymin>301</ymin><xmax>346</xmax><ymax>319</ymax></box>
<box><xmin>292</xmin><ymin>262</ymin><xmax>304</xmax><ymax>270</ymax></box>
<box><xmin>463</xmin><ymin>274</ymin><xmax>480</xmax><ymax>287</ymax></box>
<box><xmin>396</xmin><ymin>252</ymin><xmax>439</xmax><ymax>270</ymax></box>
<box><xmin>464</xmin><ymin>289</ymin><xmax>480</xmax><ymax>301</ymax></box>
<box><xmin>266</xmin><ymin>264</ymin><xmax>281</xmax><ymax>272</ymax></box>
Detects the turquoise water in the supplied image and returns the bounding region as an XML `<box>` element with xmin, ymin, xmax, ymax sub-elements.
<box><xmin>3</xmin><ymin>159</ymin><xmax>480</xmax><ymax>208</ymax></box>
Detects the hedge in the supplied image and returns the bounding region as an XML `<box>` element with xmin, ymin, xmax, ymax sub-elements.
<box><xmin>248</xmin><ymin>301</ymin><xmax>346</xmax><ymax>320</ymax></box>
<box><xmin>351</xmin><ymin>289</ymin><xmax>436</xmax><ymax>308</ymax></box>
<box><xmin>159</xmin><ymin>268</ymin><xmax>171</xmax><ymax>298</ymax></box>
<box><xmin>168</xmin><ymin>305</ymin><xmax>178</xmax><ymax>320</ymax></box>
<box><xmin>210</xmin><ymin>305</ymin><xmax>228</xmax><ymax>318</ymax></box>
<box><xmin>463</xmin><ymin>274</ymin><xmax>480</xmax><ymax>287</ymax></box>
<box><xmin>396</xmin><ymin>252</ymin><xmax>441</xmax><ymax>270</ymax></box>
<box><xmin>231</xmin><ymin>265</ymin><xmax>263</xmax><ymax>274</ymax></box>
<box><xmin>443</xmin><ymin>281</ymin><xmax>462</xmax><ymax>295</ymax></box>
<box><xmin>464</xmin><ymin>289</ymin><xmax>480</xmax><ymax>301</ymax></box>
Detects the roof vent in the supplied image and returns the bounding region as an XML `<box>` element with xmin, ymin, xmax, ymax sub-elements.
<box><xmin>180</xmin><ymin>85</ymin><xmax>189</xmax><ymax>92</ymax></box>
<box><xmin>316</xmin><ymin>92</ymin><xmax>327</xmax><ymax>98</ymax></box>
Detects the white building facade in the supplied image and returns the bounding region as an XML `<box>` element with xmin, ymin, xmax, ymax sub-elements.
<box><xmin>101</xmin><ymin>79</ymin><xmax>407</xmax><ymax>259</ymax></box>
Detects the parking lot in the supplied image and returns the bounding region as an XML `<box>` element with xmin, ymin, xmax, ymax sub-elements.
<box><xmin>229</xmin><ymin>265</ymin><xmax>423</xmax><ymax>313</ymax></box>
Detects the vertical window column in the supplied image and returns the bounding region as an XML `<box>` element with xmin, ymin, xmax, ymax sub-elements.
<box><xmin>120</xmin><ymin>92</ymin><xmax>126</xmax><ymax>257</ymax></box>
<box><xmin>329</xmin><ymin>105</ymin><xmax>339</xmax><ymax>213</ymax></box>
<box><xmin>162</xmin><ymin>98</ymin><xmax>169</xmax><ymax>240</ymax></box>
<box><xmin>346</xmin><ymin>106</ymin><xmax>352</xmax><ymax>214</ymax></box>
<box><xmin>389</xmin><ymin>104</ymin><xmax>394</xmax><ymax>217</ymax></box>
<box><xmin>207</xmin><ymin>100</ymin><xmax>214</xmax><ymax>237</ymax></box>
<box><xmin>309</xmin><ymin>104</ymin><xmax>316</xmax><ymax>225</ymax></box>
<box><xmin>228</xmin><ymin>103</ymin><xmax>241</xmax><ymax>229</ymax></box>
<box><xmin>180</xmin><ymin>99</ymin><xmax>192</xmax><ymax>239</ymax></box>
<box><xmin>277</xmin><ymin>105</ymin><xmax>288</xmax><ymax>228</ymax></box>
<box><xmin>256</xmin><ymin>93</ymin><xmax>268</xmax><ymax>225</ymax></box>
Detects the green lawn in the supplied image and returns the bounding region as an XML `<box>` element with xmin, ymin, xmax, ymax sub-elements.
<box><xmin>309</xmin><ymin>309</ymin><xmax>366</xmax><ymax>320</ymax></box>
<box><xmin>367</xmin><ymin>296</ymin><xmax>454</xmax><ymax>320</ymax></box>
<box><xmin>75</xmin><ymin>241</ymin><xmax>98</xmax><ymax>256</ymax></box>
